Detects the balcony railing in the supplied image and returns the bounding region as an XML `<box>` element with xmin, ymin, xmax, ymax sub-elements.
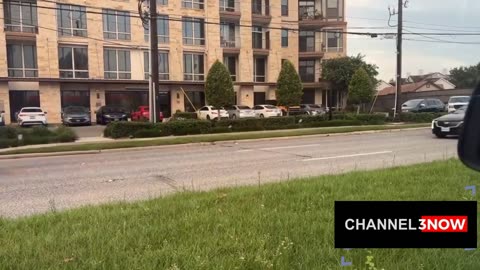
<box><xmin>221</xmin><ymin>38</ymin><xmax>239</xmax><ymax>48</ymax></box>
<box><xmin>5</xmin><ymin>24</ymin><xmax>38</xmax><ymax>34</ymax></box>
<box><xmin>219</xmin><ymin>0</ymin><xmax>240</xmax><ymax>12</ymax></box>
<box><xmin>300</xmin><ymin>73</ymin><xmax>315</xmax><ymax>83</ymax></box>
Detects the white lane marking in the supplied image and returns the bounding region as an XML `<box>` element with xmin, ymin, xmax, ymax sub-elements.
<box><xmin>302</xmin><ymin>151</ymin><xmax>393</xmax><ymax>162</ymax></box>
<box><xmin>236</xmin><ymin>149</ymin><xmax>254</xmax><ymax>153</ymax></box>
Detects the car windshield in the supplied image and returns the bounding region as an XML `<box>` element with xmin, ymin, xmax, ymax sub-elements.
<box><xmin>104</xmin><ymin>107</ymin><xmax>126</xmax><ymax>113</ymax></box>
<box><xmin>237</xmin><ymin>106</ymin><xmax>251</xmax><ymax>110</ymax></box>
<box><xmin>449</xmin><ymin>97</ymin><xmax>470</xmax><ymax>103</ymax></box>
<box><xmin>403</xmin><ymin>100</ymin><xmax>423</xmax><ymax>107</ymax></box>
<box><xmin>211</xmin><ymin>107</ymin><xmax>224</xmax><ymax>110</ymax></box>
<box><xmin>21</xmin><ymin>108</ymin><xmax>42</xmax><ymax>113</ymax></box>
<box><xmin>64</xmin><ymin>107</ymin><xmax>87</xmax><ymax>114</ymax></box>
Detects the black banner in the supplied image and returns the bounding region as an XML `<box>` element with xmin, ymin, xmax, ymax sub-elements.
<box><xmin>335</xmin><ymin>201</ymin><xmax>477</xmax><ymax>248</ymax></box>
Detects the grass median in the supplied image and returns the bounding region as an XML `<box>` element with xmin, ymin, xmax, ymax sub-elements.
<box><xmin>0</xmin><ymin>123</ymin><xmax>429</xmax><ymax>156</ymax></box>
<box><xmin>0</xmin><ymin>159</ymin><xmax>478</xmax><ymax>269</ymax></box>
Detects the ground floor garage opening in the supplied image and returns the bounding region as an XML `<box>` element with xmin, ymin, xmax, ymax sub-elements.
<box><xmin>254</xmin><ymin>92</ymin><xmax>266</xmax><ymax>105</ymax></box>
<box><xmin>105</xmin><ymin>91</ymin><xmax>148</xmax><ymax>113</ymax></box>
<box><xmin>9</xmin><ymin>90</ymin><xmax>40</xmax><ymax>121</ymax></box>
<box><xmin>184</xmin><ymin>91</ymin><xmax>205</xmax><ymax>112</ymax></box>
<box><xmin>302</xmin><ymin>89</ymin><xmax>315</xmax><ymax>104</ymax></box>
<box><xmin>61</xmin><ymin>90</ymin><xmax>90</xmax><ymax>110</ymax></box>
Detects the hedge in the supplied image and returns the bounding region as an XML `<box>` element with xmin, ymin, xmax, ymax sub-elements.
<box><xmin>394</xmin><ymin>112</ymin><xmax>447</xmax><ymax>123</ymax></box>
<box><xmin>172</xmin><ymin>112</ymin><xmax>198</xmax><ymax>120</ymax></box>
<box><xmin>0</xmin><ymin>126</ymin><xmax>78</xmax><ymax>149</ymax></box>
<box><xmin>105</xmin><ymin>114</ymin><xmax>389</xmax><ymax>139</ymax></box>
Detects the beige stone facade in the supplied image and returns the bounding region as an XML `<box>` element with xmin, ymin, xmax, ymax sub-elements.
<box><xmin>0</xmin><ymin>0</ymin><xmax>346</xmax><ymax>124</ymax></box>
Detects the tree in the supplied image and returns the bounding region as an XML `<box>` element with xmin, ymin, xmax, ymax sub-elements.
<box><xmin>205</xmin><ymin>60</ymin><xmax>235</xmax><ymax>121</ymax></box>
<box><xmin>321</xmin><ymin>54</ymin><xmax>378</xmax><ymax>109</ymax></box>
<box><xmin>348</xmin><ymin>67</ymin><xmax>375</xmax><ymax>114</ymax></box>
<box><xmin>450</xmin><ymin>63</ymin><xmax>480</xmax><ymax>89</ymax></box>
<box><xmin>276</xmin><ymin>60</ymin><xmax>303</xmax><ymax>116</ymax></box>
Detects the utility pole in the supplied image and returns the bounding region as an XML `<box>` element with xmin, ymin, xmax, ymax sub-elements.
<box><xmin>149</xmin><ymin>0</ymin><xmax>159</xmax><ymax>123</ymax></box>
<box><xmin>394</xmin><ymin>0</ymin><xmax>403</xmax><ymax>120</ymax></box>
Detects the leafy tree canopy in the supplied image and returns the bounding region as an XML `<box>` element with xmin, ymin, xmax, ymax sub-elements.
<box><xmin>205</xmin><ymin>60</ymin><xmax>235</xmax><ymax>108</ymax></box>
<box><xmin>276</xmin><ymin>60</ymin><xmax>304</xmax><ymax>111</ymax></box>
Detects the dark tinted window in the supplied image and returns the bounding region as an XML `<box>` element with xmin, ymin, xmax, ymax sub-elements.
<box><xmin>103</xmin><ymin>107</ymin><xmax>126</xmax><ymax>113</ymax></box>
<box><xmin>22</xmin><ymin>108</ymin><xmax>42</xmax><ymax>113</ymax></box>
<box><xmin>64</xmin><ymin>106</ymin><xmax>87</xmax><ymax>113</ymax></box>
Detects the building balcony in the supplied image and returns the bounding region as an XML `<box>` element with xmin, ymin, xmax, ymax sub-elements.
<box><xmin>221</xmin><ymin>38</ymin><xmax>241</xmax><ymax>54</ymax></box>
<box><xmin>299</xmin><ymin>43</ymin><xmax>325</xmax><ymax>59</ymax></box>
<box><xmin>298</xmin><ymin>8</ymin><xmax>345</xmax><ymax>29</ymax></box>
<box><xmin>219</xmin><ymin>0</ymin><xmax>241</xmax><ymax>21</ymax></box>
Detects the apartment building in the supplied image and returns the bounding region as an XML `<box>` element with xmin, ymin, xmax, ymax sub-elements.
<box><xmin>0</xmin><ymin>0</ymin><xmax>346</xmax><ymax>124</ymax></box>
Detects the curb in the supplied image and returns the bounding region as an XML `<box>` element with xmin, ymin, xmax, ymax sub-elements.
<box><xmin>0</xmin><ymin>126</ymin><xmax>430</xmax><ymax>160</ymax></box>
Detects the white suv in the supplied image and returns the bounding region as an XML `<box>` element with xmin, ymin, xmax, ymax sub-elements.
<box><xmin>17</xmin><ymin>107</ymin><xmax>48</xmax><ymax>127</ymax></box>
<box><xmin>447</xmin><ymin>96</ymin><xmax>470</xmax><ymax>113</ymax></box>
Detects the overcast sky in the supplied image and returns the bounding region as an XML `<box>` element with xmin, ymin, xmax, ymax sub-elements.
<box><xmin>346</xmin><ymin>0</ymin><xmax>480</xmax><ymax>82</ymax></box>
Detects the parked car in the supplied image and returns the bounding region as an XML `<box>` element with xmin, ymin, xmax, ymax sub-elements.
<box><xmin>432</xmin><ymin>105</ymin><xmax>467</xmax><ymax>138</ymax></box>
<box><xmin>61</xmin><ymin>106</ymin><xmax>91</xmax><ymax>126</ymax></box>
<box><xmin>0</xmin><ymin>110</ymin><xmax>4</xmax><ymax>126</ymax></box>
<box><xmin>401</xmin><ymin>98</ymin><xmax>446</xmax><ymax>113</ymax></box>
<box><xmin>300</xmin><ymin>104</ymin><xmax>326</xmax><ymax>116</ymax></box>
<box><xmin>253</xmin><ymin>105</ymin><xmax>282</xmax><ymax>118</ymax></box>
<box><xmin>224</xmin><ymin>105</ymin><xmax>256</xmax><ymax>119</ymax></box>
<box><xmin>197</xmin><ymin>106</ymin><xmax>229</xmax><ymax>121</ymax></box>
<box><xmin>17</xmin><ymin>107</ymin><xmax>48</xmax><ymax>127</ymax></box>
<box><xmin>131</xmin><ymin>106</ymin><xmax>150</xmax><ymax>121</ymax></box>
<box><xmin>447</xmin><ymin>96</ymin><xmax>470</xmax><ymax>113</ymax></box>
<box><xmin>95</xmin><ymin>105</ymin><xmax>129</xmax><ymax>125</ymax></box>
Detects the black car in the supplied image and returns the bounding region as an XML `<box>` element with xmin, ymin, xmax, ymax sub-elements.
<box><xmin>95</xmin><ymin>106</ymin><xmax>129</xmax><ymax>125</ymax></box>
<box><xmin>61</xmin><ymin>106</ymin><xmax>91</xmax><ymax>126</ymax></box>
<box><xmin>401</xmin><ymin>98</ymin><xmax>446</xmax><ymax>113</ymax></box>
<box><xmin>431</xmin><ymin>105</ymin><xmax>466</xmax><ymax>138</ymax></box>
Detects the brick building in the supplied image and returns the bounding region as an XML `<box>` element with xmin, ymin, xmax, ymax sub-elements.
<box><xmin>0</xmin><ymin>0</ymin><xmax>347</xmax><ymax>124</ymax></box>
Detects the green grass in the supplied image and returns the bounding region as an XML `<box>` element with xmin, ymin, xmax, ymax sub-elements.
<box><xmin>0</xmin><ymin>159</ymin><xmax>478</xmax><ymax>269</ymax></box>
<box><xmin>0</xmin><ymin>124</ymin><xmax>428</xmax><ymax>156</ymax></box>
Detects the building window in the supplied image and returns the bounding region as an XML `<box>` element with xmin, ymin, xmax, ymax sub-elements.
<box><xmin>144</xmin><ymin>51</ymin><xmax>170</xmax><ymax>80</ymax></box>
<box><xmin>326</xmin><ymin>0</ymin><xmax>340</xmax><ymax>19</ymax></box>
<box><xmin>103</xmin><ymin>9</ymin><xmax>131</xmax><ymax>40</ymax></box>
<box><xmin>299</xmin><ymin>60</ymin><xmax>315</xmax><ymax>82</ymax></box>
<box><xmin>184</xmin><ymin>53</ymin><xmax>204</xmax><ymax>81</ymax></box>
<box><xmin>223</xmin><ymin>55</ymin><xmax>237</xmax><ymax>81</ymax></box>
<box><xmin>281</xmin><ymin>0</ymin><xmax>288</xmax><ymax>16</ymax></box>
<box><xmin>183</xmin><ymin>17</ymin><xmax>205</xmax><ymax>46</ymax></box>
<box><xmin>220</xmin><ymin>22</ymin><xmax>237</xmax><ymax>47</ymax></box>
<box><xmin>144</xmin><ymin>15</ymin><xmax>169</xmax><ymax>43</ymax></box>
<box><xmin>3</xmin><ymin>0</ymin><xmax>38</xmax><ymax>33</ymax></box>
<box><xmin>7</xmin><ymin>43</ymin><xmax>38</xmax><ymax>78</ymax></box>
<box><xmin>299</xmin><ymin>31</ymin><xmax>315</xmax><ymax>52</ymax></box>
<box><xmin>57</xmin><ymin>4</ymin><xmax>87</xmax><ymax>37</ymax></box>
<box><xmin>182</xmin><ymin>0</ymin><xmax>204</xmax><ymax>9</ymax></box>
<box><xmin>281</xmin><ymin>29</ymin><xmax>289</xmax><ymax>48</ymax></box>
<box><xmin>254</xmin><ymin>57</ymin><xmax>266</xmax><ymax>82</ymax></box>
<box><xmin>104</xmin><ymin>49</ymin><xmax>131</xmax><ymax>79</ymax></box>
<box><xmin>58</xmin><ymin>46</ymin><xmax>89</xmax><ymax>79</ymax></box>
<box><xmin>252</xmin><ymin>26</ymin><xmax>264</xmax><ymax>49</ymax></box>
<box><xmin>220</xmin><ymin>0</ymin><xmax>236</xmax><ymax>12</ymax></box>
<box><xmin>157</xmin><ymin>0</ymin><xmax>168</xmax><ymax>5</ymax></box>
<box><xmin>299</xmin><ymin>0</ymin><xmax>316</xmax><ymax>20</ymax></box>
<box><xmin>325</xmin><ymin>30</ymin><xmax>343</xmax><ymax>52</ymax></box>
<box><xmin>252</xmin><ymin>0</ymin><xmax>269</xmax><ymax>15</ymax></box>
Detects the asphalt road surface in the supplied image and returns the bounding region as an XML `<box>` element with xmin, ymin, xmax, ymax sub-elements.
<box><xmin>0</xmin><ymin>128</ymin><xmax>458</xmax><ymax>218</ymax></box>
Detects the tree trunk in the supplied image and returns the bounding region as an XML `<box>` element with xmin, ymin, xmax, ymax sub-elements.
<box><xmin>217</xmin><ymin>109</ymin><xmax>221</xmax><ymax>121</ymax></box>
<box><xmin>287</xmin><ymin>107</ymin><xmax>290</xmax><ymax>117</ymax></box>
<box><xmin>356</xmin><ymin>105</ymin><xmax>361</xmax><ymax>115</ymax></box>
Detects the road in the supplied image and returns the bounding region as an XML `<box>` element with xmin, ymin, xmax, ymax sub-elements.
<box><xmin>0</xmin><ymin>128</ymin><xmax>458</xmax><ymax>218</ymax></box>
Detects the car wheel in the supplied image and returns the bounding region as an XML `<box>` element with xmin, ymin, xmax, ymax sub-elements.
<box><xmin>260</xmin><ymin>114</ymin><xmax>265</xmax><ymax>118</ymax></box>
<box><xmin>206</xmin><ymin>115</ymin><xmax>211</xmax><ymax>120</ymax></box>
<box><xmin>232</xmin><ymin>114</ymin><xmax>237</xmax><ymax>120</ymax></box>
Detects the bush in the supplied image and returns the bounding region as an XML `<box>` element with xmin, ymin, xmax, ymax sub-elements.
<box><xmin>54</xmin><ymin>126</ymin><xmax>78</xmax><ymax>143</ymax></box>
<box><xmin>172</xmin><ymin>112</ymin><xmax>198</xmax><ymax>120</ymax></box>
<box><xmin>105</xmin><ymin>122</ymin><xmax>155</xmax><ymax>139</ymax></box>
<box><xmin>133</xmin><ymin>128</ymin><xmax>164</xmax><ymax>138</ymax></box>
<box><xmin>0</xmin><ymin>126</ymin><xmax>18</xmax><ymax>139</ymax></box>
<box><xmin>261</xmin><ymin>117</ymin><xmax>296</xmax><ymax>130</ymax></box>
<box><xmin>163</xmin><ymin>120</ymin><xmax>212</xmax><ymax>136</ymax></box>
<box><xmin>215</xmin><ymin>118</ymin><xmax>265</xmax><ymax>132</ymax></box>
<box><xmin>30</xmin><ymin>126</ymin><xmax>54</xmax><ymax>137</ymax></box>
<box><xmin>300</xmin><ymin>120</ymin><xmax>363</xmax><ymax>128</ymax></box>
<box><xmin>397</xmin><ymin>112</ymin><xmax>447</xmax><ymax>123</ymax></box>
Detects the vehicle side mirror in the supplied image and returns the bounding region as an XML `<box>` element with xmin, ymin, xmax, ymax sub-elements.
<box><xmin>419</xmin><ymin>104</ymin><xmax>426</xmax><ymax>108</ymax></box>
<box><xmin>44</xmin><ymin>112</ymin><xmax>48</xmax><ymax>114</ymax></box>
<box><xmin>458</xmin><ymin>84</ymin><xmax>480</xmax><ymax>172</ymax></box>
